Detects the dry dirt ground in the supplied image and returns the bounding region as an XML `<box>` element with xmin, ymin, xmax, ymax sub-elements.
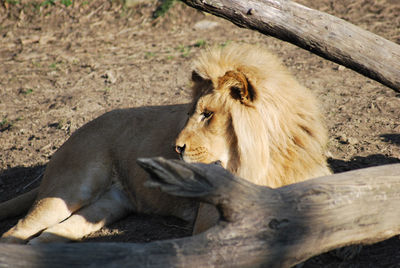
<box><xmin>0</xmin><ymin>0</ymin><xmax>399</xmax><ymax>266</ymax></box>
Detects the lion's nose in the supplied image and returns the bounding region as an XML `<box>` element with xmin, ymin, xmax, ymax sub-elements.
<box><xmin>175</xmin><ymin>144</ymin><xmax>186</xmax><ymax>155</ymax></box>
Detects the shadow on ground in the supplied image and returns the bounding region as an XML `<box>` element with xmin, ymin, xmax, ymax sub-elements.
<box><xmin>380</xmin><ymin>134</ymin><xmax>400</xmax><ymax>146</ymax></box>
<box><xmin>329</xmin><ymin>154</ymin><xmax>400</xmax><ymax>173</ymax></box>
<box><xmin>0</xmin><ymin>165</ymin><xmax>44</xmax><ymax>202</ymax></box>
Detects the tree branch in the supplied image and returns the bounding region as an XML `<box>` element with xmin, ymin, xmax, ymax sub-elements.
<box><xmin>180</xmin><ymin>0</ymin><xmax>400</xmax><ymax>92</ymax></box>
<box><xmin>1</xmin><ymin>159</ymin><xmax>400</xmax><ymax>267</ymax></box>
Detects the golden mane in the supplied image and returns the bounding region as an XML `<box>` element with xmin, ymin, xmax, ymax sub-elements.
<box><xmin>191</xmin><ymin>43</ymin><xmax>331</xmax><ymax>187</ymax></box>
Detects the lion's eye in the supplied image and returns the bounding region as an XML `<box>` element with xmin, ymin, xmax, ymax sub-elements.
<box><xmin>201</xmin><ymin>111</ymin><xmax>213</xmax><ymax>120</ymax></box>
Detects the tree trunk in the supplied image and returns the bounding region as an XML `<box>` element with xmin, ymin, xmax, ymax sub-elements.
<box><xmin>180</xmin><ymin>0</ymin><xmax>400</xmax><ymax>92</ymax></box>
<box><xmin>1</xmin><ymin>158</ymin><xmax>400</xmax><ymax>268</ymax></box>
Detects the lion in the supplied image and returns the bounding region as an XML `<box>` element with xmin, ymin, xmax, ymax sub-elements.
<box><xmin>0</xmin><ymin>43</ymin><xmax>331</xmax><ymax>244</ymax></box>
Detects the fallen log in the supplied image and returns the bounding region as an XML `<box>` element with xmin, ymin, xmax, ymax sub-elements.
<box><xmin>0</xmin><ymin>158</ymin><xmax>400</xmax><ymax>267</ymax></box>
<box><xmin>180</xmin><ymin>0</ymin><xmax>400</xmax><ymax>92</ymax></box>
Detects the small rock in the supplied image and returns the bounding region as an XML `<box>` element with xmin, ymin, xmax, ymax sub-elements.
<box><xmin>336</xmin><ymin>134</ymin><xmax>358</xmax><ymax>145</ymax></box>
<box><xmin>194</xmin><ymin>20</ymin><xmax>219</xmax><ymax>30</ymax></box>
<box><xmin>5</xmin><ymin>31</ymin><xmax>14</xmax><ymax>38</ymax></box>
<box><xmin>102</xmin><ymin>70</ymin><xmax>117</xmax><ymax>84</ymax></box>
<box><xmin>40</xmin><ymin>143</ymin><xmax>52</xmax><ymax>152</ymax></box>
<box><xmin>347</xmin><ymin>137</ymin><xmax>358</xmax><ymax>145</ymax></box>
<box><xmin>336</xmin><ymin>135</ymin><xmax>348</xmax><ymax>144</ymax></box>
<box><xmin>39</xmin><ymin>35</ymin><xmax>56</xmax><ymax>45</ymax></box>
<box><xmin>20</xmin><ymin>35</ymin><xmax>40</xmax><ymax>45</ymax></box>
<box><xmin>338</xmin><ymin>65</ymin><xmax>346</xmax><ymax>71</ymax></box>
<box><xmin>125</xmin><ymin>0</ymin><xmax>149</xmax><ymax>8</ymax></box>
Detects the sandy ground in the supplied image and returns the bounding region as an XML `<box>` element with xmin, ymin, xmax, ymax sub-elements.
<box><xmin>0</xmin><ymin>0</ymin><xmax>399</xmax><ymax>266</ymax></box>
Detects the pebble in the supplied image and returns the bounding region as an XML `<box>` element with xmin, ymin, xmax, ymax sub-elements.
<box><xmin>103</xmin><ymin>70</ymin><xmax>117</xmax><ymax>84</ymax></box>
<box><xmin>194</xmin><ymin>20</ymin><xmax>219</xmax><ymax>30</ymax></box>
<box><xmin>337</xmin><ymin>134</ymin><xmax>359</xmax><ymax>145</ymax></box>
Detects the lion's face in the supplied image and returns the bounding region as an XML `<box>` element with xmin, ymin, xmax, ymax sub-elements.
<box><xmin>175</xmin><ymin>94</ymin><xmax>232</xmax><ymax>167</ymax></box>
<box><xmin>175</xmin><ymin>70</ymin><xmax>252</xmax><ymax>170</ymax></box>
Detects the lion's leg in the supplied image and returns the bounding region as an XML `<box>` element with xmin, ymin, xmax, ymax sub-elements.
<box><xmin>0</xmin><ymin>197</ymin><xmax>75</xmax><ymax>243</ymax></box>
<box><xmin>1</xmin><ymin>159</ymin><xmax>113</xmax><ymax>244</ymax></box>
<box><xmin>28</xmin><ymin>184</ymin><xmax>133</xmax><ymax>244</ymax></box>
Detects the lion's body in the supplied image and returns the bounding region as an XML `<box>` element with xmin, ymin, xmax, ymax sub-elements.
<box><xmin>0</xmin><ymin>44</ymin><xmax>330</xmax><ymax>244</ymax></box>
<box><xmin>0</xmin><ymin>105</ymin><xmax>200</xmax><ymax>243</ymax></box>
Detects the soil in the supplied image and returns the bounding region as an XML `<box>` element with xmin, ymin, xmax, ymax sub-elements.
<box><xmin>0</xmin><ymin>0</ymin><xmax>399</xmax><ymax>266</ymax></box>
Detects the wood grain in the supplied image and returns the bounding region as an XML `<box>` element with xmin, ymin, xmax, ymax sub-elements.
<box><xmin>1</xmin><ymin>158</ymin><xmax>400</xmax><ymax>268</ymax></box>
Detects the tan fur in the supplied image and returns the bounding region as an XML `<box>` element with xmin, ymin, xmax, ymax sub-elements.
<box><xmin>0</xmin><ymin>43</ymin><xmax>330</xmax><ymax>244</ymax></box>
<box><xmin>177</xmin><ymin>43</ymin><xmax>331</xmax><ymax>188</ymax></box>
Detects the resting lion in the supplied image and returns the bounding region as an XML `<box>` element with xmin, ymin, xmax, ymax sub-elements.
<box><xmin>0</xmin><ymin>43</ymin><xmax>331</xmax><ymax>244</ymax></box>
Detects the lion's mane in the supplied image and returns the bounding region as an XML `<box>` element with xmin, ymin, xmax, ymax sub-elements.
<box><xmin>192</xmin><ymin>44</ymin><xmax>331</xmax><ymax>187</ymax></box>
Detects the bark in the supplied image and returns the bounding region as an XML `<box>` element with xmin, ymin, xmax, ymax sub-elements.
<box><xmin>180</xmin><ymin>0</ymin><xmax>400</xmax><ymax>92</ymax></box>
<box><xmin>1</xmin><ymin>158</ymin><xmax>400</xmax><ymax>268</ymax></box>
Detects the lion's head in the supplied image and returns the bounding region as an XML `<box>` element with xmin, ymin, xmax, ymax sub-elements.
<box><xmin>175</xmin><ymin>43</ymin><xmax>331</xmax><ymax>188</ymax></box>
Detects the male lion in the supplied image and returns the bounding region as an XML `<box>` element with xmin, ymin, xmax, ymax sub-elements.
<box><xmin>0</xmin><ymin>43</ymin><xmax>330</xmax><ymax>244</ymax></box>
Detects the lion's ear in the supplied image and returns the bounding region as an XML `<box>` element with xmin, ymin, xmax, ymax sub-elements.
<box><xmin>192</xmin><ymin>70</ymin><xmax>206</xmax><ymax>83</ymax></box>
<box><xmin>191</xmin><ymin>70</ymin><xmax>213</xmax><ymax>99</ymax></box>
<box><xmin>220</xmin><ymin>70</ymin><xmax>256</xmax><ymax>106</ymax></box>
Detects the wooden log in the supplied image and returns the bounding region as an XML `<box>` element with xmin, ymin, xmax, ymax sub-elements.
<box><xmin>180</xmin><ymin>0</ymin><xmax>400</xmax><ymax>92</ymax></box>
<box><xmin>1</xmin><ymin>158</ymin><xmax>400</xmax><ymax>267</ymax></box>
